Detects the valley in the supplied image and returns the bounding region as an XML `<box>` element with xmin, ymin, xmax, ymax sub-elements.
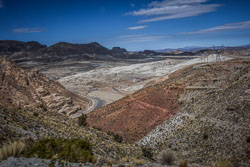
<box><xmin>44</xmin><ymin>54</ymin><xmax>231</xmax><ymax>116</ymax></box>
<box><xmin>0</xmin><ymin>40</ymin><xmax>250</xmax><ymax>167</ymax></box>
<box><xmin>1</xmin><ymin>0</ymin><xmax>250</xmax><ymax>166</ymax></box>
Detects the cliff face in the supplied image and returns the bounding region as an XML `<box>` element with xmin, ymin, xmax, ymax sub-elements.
<box><xmin>0</xmin><ymin>58</ymin><xmax>89</xmax><ymax>116</ymax></box>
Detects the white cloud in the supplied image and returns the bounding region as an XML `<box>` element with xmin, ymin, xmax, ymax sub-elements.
<box><xmin>128</xmin><ymin>25</ymin><xmax>148</xmax><ymax>30</ymax></box>
<box><xmin>12</xmin><ymin>27</ymin><xmax>44</xmax><ymax>33</ymax></box>
<box><xmin>126</xmin><ymin>0</ymin><xmax>221</xmax><ymax>23</ymax></box>
<box><xmin>186</xmin><ymin>20</ymin><xmax>250</xmax><ymax>34</ymax></box>
<box><xmin>118</xmin><ymin>34</ymin><xmax>168</xmax><ymax>43</ymax></box>
<box><xmin>148</xmin><ymin>0</ymin><xmax>208</xmax><ymax>7</ymax></box>
<box><xmin>0</xmin><ymin>0</ymin><xmax>3</xmax><ymax>8</ymax></box>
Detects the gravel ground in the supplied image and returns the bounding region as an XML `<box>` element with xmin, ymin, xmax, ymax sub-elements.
<box><xmin>0</xmin><ymin>157</ymin><xmax>203</xmax><ymax>167</ymax></box>
<box><xmin>0</xmin><ymin>157</ymin><xmax>95</xmax><ymax>167</ymax></box>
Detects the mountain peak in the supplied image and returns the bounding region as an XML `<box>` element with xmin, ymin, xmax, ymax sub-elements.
<box><xmin>89</xmin><ymin>42</ymin><xmax>102</xmax><ymax>47</ymax></box>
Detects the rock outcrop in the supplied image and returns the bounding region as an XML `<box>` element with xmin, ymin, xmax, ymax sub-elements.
<box><xmin>0</xmin><ymin>57</ymin><xmax>89</xmax><ymax>116</ymax></box>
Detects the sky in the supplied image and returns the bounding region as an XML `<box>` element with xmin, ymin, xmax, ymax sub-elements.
<box><xmin>0</xmin><ymin>0</ymin><xmax>250</xmax><ymax>51</ymax></box>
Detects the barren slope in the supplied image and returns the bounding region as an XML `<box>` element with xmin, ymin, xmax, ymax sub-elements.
<box><xmin>87</xmin><ymin>58</ymin><xmax>250</xmax><ymax>166</ymax></box>
<box><xmin>139</xmin><ymin>59</ymin><xmax>250</xmax><ymax>166</ymax></box>
<box><xmin>0</xmin><ymin>58</ymin><xmax>90</xmax><ymax>116</ymax></box>
<box><xmin>87</xmin><ymin>56</ymin><xmax>231</xmax><ymax>143</ymax></box>
<box><xmin>88</xmin><ymin>83</ymin><xmax>183</xmax><ymax>142</ymax></box>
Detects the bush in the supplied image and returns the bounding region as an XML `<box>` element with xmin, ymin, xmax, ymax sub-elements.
<box><xmin>0</xmin><ymin>140</ymin><xmax>26</xmax><ymax>160</ymax></box>
<box><xmin>24</xmin><ymin>138</ymin><xmax>95</xmax><ymax>163</ymax></box>
<box><xmin>141</xmin><ymin>147</ymin><xmax>153</xmax><ymax>159</ymax></box>
<box><xmin>247</xmin><ymin>136</ymin><xmax>250</xmax><ymax>143</ymax></box>
<box><xmin>215</xmin><ymin>160</ymin><xmax>233</xmax><ymax>167</ymax></box>
<box><xmin>179</xmin><ymin>160</ymin><xmax>188</xmax><ymax>167</ymax></box>
<box><xmin>33</xmin><ymin>112</ymin><xmax>39</xmax><ymax>117</ymax></box>
<box><xmin>159</xmin><ymin>150</ymin><xmax>176</xmax><ymax>165</ymax></box>
<box><xmin>131</xmin><ymin>157</ymin><xmax>146</xmax><ymax>165</ymax></box>
<box><xmin>203</xmin><ymin>133</ymin><xmax>208</xmax><ymax>140</ymax></box>
<box><xmin>107</xmin><ymin>132</ymin><xmax>123</xmax><ymax>143</ymax></box>
<box><xmin>78</xmin><ymin>114</ymin><xmax>88</xmax><ymax>127</ymax></box>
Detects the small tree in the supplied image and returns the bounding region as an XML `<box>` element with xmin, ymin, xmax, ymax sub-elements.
<box><xmin>78</xmin><ymin>114</ymin><xmax>88</xmax><ymax>127</ymax></box>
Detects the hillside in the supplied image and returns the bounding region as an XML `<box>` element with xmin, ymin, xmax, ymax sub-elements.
<box><xmin>88</xmin><ymin>58</ymin><xmax>250</xmax><ymax>166</ymax></box>
<box><xmin>0</xmin><ymin>57</ymin><xmax>89</xmax><ymax>116</ymax></box>
<box><xmin>0</xmin><ymin>58</ymin><xmax>146</xmax><ymax>165</ymax></box>
<box><xmin>0</xmin><ymin>106</ymin><xmax>144</xmax><ymax>163</ymax></box>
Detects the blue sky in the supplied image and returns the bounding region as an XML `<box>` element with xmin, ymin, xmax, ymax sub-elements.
<box><xmin>0</xmin><ymin>0</ymin><xmax>250</xmax><ymax>51</ymax></box>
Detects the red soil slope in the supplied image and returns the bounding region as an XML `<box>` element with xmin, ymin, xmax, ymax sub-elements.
<box><xmin>88</xmin><ymin>79</ymin><xmax>184</xmax><ymax>142</ymax></box>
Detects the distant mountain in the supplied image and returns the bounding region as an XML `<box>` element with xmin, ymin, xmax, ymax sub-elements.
<box><xmin>33</xmin><ymin>41</ymin><xmax>114</xmax><ymax>62</ymax></box>
<box><xmin>157</xmin><ymin>44</ymin><xmax>250</xmax><ymax>53</ymax></box>
<box><xmin>0</xmin><ymin>40</ymin><xmax>148</xmax><ymax>62</ymax></box>
<box><xmin>0</xmin><ymin>40</ymin><xmax>200</xmax><ymax>63</ymax></box>
<box><xmin>157</xmin><ymin>46</ymin><xmax>214</xmax><ymax>53</ymax></box>
<box><xmin>239</xmin><ymin>44</ymin><xmax>250</xmax><ymax>48</ymax></box>
<box><xmin>2</xmin><ymin>40</ymin><xmax>247</xmax><ymax>63</ymax></box>
<box><xmin>0</xmin><ymin>40</ymin><xmax>46</xmax><ymax>53</ymax></box>
<box><xmin>111</xmin><ymin>47</ymin><xmax>127</xmax><ymax>53</ymax></box>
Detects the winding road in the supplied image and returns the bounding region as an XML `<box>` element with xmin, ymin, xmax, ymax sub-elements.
<box><xmin>70</xmin><ymin>96</ymin><xmax>103</xmax><ymax>119</ymax></box>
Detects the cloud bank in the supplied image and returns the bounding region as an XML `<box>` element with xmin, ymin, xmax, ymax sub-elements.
<box><xmin>128</xmin><ymin>25</ymin><xmax>148</xmax><ymax>30</ymax></box>
<box><xmin>186</xmin><ymin>20</ymin><xmax>250</xmax><ymax>34</ymax></box>
<box><xmin>126</xmin><ymin>0</ymin><xmax>221</xmax><ymax>23</ymax></box>
<box><xmin>118</xmin><ymin>34</ymin><xmax>168</xmax><ymax>43</ymax></box>
<box><xmin>12</xmin><ymin>27</ymin><xmax>44</xmax><ymax>33</ymax></box>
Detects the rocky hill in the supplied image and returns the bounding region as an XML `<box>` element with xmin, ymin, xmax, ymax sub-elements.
<box><xmin>0</xmin><ymin>40</ymin><xmax>198</xmax><ymax>64</ymax></box>
<box><xmin>34</xmin><ymin>42</ymin><xmax>113</xmax><ymax>62</ymax></box>
<box><xmin>87</xmin><ymin>58</ymin><xmax>250</xmax><ymax>166</ymax></box>
<box><xmin>0</xmin><ymin>40</ymin><xmax>151</xmax><ymax>62</ymax></box>
<box><xmin>0</xmin><ymin>40</ymin><xmax>46</xmax><ymax>53</ymax></box>
<box><xmin>0</xmin><ymin>57</ymin><xmax>89</xmax><ymax>116</ymax></box>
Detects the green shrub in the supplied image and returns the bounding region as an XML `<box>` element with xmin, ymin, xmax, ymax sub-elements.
<box><xmin>203</xmin><ymin>133</ymin><xmax>208</xmax><ymax>140</ymax></box>
<box><xmin>0</xmin><ymin>140</ymin><xmax>26</xmax><ymax>160</ymax></box>
<box><xmin>247</xmin><ymin>136</ymin><xmax>250</xmax><ymax>143</ymax></box>
<box><xmin>215</xmin><ymin>160</ymin><xmax>233</xmax><ymax>167</ymax></box>
<box><xmin>159</xmin><ymin>150</ymin><xmax>176</xmax><ymax>165</ymax></box>
<box><xmin>24</xmin><ymin>138</ymin><xmax>95</xmax><ymax>163</ymax></box>
<box><xmin>179</xmin><ymin>160</ymin><xmax>188</xmax><ymax>167</ymax></box>
<box><xmin>33</xmin><ymin>112</ymin><xmax>39</xmax><ymax>117</ymax></box>
<box><xmin>141</xmin><ymin>147</ymin><xmax>153</xmax><ymax>159</ymax></box>
<box><xmin>78</xmin><ymin>114</ymin><xmax>88</xmax><ymax>127</ymax></box>
<box><xmin>107</xmin><ymin>132</ymin><xmax>123</xmax><ymax>143</ymax></box>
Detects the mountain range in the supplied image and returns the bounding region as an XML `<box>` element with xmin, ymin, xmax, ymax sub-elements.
<box><xmin>0</xmin><ymin>40</ymin><xmax>160</xmax><ymax>62</ymax></box>
<box><xmin>157</xmin><ymin>44</ymin><xmax>250</xmax><ymax>53</ymax></box>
